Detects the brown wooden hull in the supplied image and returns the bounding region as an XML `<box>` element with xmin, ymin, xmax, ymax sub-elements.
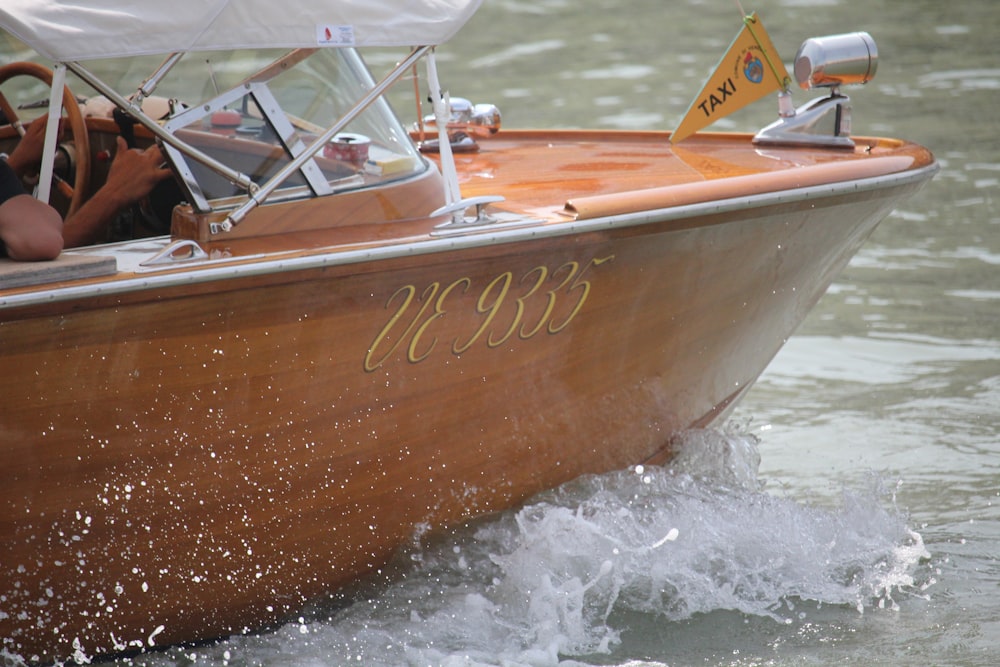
<box><xmin>0</xmin><ymin>156</ymin><xmax>934</xmax><ymax>661</ymax></box>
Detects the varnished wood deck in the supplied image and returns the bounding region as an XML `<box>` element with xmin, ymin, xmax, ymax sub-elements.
<box><xmin>0</xmin><ymin>252</ymin><xmax>116</xmax><ymax>288</ymax></box>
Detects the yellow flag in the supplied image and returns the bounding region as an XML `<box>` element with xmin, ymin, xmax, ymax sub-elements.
<box><xmin>671</xmin><ymin>13</ymin><xmax>790</xmax><ymax>143</ymax></box>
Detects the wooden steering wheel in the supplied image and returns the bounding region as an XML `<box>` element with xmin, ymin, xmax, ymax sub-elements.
<box><xmin>0</xmin><ymin>61</ymin><xmax>91</xmax><ymax>216</ymax></box>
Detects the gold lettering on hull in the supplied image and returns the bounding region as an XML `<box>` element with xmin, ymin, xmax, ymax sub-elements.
<box><xmin>364</xmin><ymin>255</ymin><xmax>615</xmax><ymax>371</ymax></box>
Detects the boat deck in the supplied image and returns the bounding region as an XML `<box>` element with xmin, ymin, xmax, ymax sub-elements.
<box><xmin>452</xmin><ymin>130</ymin><xmax>933</xmax><ymax>218</ymax></box>
<box><xmin>0</xmin><ymin>252</ymin><xmax>117</xmax><ymax>288</ymax></box>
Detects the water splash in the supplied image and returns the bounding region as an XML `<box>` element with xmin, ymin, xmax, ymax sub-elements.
<box><xmin>107</xmin><ymin>427</ymin><xmax>930</xmax><ymax>667</ymax></box>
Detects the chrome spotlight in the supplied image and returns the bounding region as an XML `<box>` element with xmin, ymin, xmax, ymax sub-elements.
<box><xmin>795</xmin><ymin>32</ymin><xmax>878</xmax><ymax>90</ymax></box>
<box><xmin>418</xmin><ymin>97</ymin><xmax>502</xmax><ymax>154</ymax></box>
<box><xmin>422</xmin><ymin>97</ymin><xmax>502</xmax><ymax>137</ymax></box>
<box><xmin>754</xmin><ymin>32</ymin><xmax>878</xmax><ymax>148</ymax></box>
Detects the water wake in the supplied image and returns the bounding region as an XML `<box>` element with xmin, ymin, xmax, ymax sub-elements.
<box><xmin>116</xmin><ymin>426</ymin><xmax>930</xmax><ymax>667</ymax></box>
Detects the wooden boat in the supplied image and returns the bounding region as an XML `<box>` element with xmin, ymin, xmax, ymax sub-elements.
<box><xmin>0</xmin><ymin>1</ymin><xmax>936</xmax><ymax>662</ymax></box>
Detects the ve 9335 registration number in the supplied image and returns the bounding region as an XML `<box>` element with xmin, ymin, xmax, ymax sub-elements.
<box><xmin>364</xmin><ymin>255</ymin><xmax>614</xmax><ymax>371</ymax></box>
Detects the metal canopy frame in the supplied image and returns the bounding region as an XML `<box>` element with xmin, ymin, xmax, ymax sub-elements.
<box><xmin>34</xmin><ymin>44</ymin><xmax>490</xmax><ymax>234</ymax></box>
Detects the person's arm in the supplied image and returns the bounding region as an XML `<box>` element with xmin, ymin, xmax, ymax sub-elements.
<box><xmin>63</xmin><ymin>136</ymin><xmax>172</xmax><ymax>248</ymax></box>
<box><xmin>4</xmin><ymin>119</ymin><xmax>55</xmax><ymax>179</ymax></box>
<box><xmin>0</xmin><ymin>195</ymin><xmax>64</xmax><ymax>261</ymax></box>
<box><xmin>0</xmin><ymin>158</ymin><xmax>63</xmax><ymax>261</ymax></box>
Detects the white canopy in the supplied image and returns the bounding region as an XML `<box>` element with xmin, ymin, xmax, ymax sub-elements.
<box><xmin>0</xmin><ymin>0</ymin><xmax>483</xmax><ymax>61</ymax></box>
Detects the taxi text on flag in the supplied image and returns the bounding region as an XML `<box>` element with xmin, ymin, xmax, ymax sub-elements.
<box><xmin>671</xmin><ymin>13</ymin><xmax>790</xmax><ymax>144</ymax></box>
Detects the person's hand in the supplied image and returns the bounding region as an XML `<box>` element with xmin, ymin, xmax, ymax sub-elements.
<box><xmin>6</xmin><ymin>118</ymin><xmax>63</xmax><ymax>178</ymax></box>
<box><xmin>61</xmin><ymin>136</ymin><xmax>173</xmax><ymax>248</ymax></box>
<box><xmin>102</xmin><ymin>136</ymin><xmax>172</xmax><ymax>207</ymax></box>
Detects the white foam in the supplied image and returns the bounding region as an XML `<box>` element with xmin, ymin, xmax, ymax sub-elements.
<box><xmin>118</xmin><ymin>427</ymin><xmax>930</xmax><ymax>667</ymax></box>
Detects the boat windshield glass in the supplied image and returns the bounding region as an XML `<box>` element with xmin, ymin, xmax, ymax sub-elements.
<box><xmin>0</xmin><ymin>38</ymin><xmax>424</xmax><ymax>211</ymax></box>
<box><xmin>152</xmin><ymin>48</ymin><xmax>424</xmax><ymax>208</ymax></box>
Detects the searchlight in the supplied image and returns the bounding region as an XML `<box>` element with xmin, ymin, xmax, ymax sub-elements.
<box><xmin>754</xmin><ymin>32</ymin><xmax>878</xmax><ymax>148</ymax></box>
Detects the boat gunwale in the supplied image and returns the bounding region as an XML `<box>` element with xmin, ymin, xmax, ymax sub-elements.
<box><xmin>0</xmin><ymin>161</ymin><xmax>938</xmax><ymax>312</ymax></box>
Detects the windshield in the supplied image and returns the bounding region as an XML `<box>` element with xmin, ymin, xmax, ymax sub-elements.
<box><xmin>2</xmin><ymin>39</ymin><xmax>425</xmax><ymax>212</ymax></box>
<box><xmin>144</xmin><ymin>48</ymin><xmax>425</xmax><ymax>209</ymax></box>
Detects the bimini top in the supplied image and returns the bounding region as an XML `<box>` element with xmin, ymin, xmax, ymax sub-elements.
<box><xmin>0</xmin><ymin>0</ymin><xmax>483</xmax><ymax>61</ymax></box>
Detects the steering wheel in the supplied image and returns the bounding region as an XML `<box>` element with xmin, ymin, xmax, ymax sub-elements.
<box><xmin>0</xmin><ymin>61</ymin><xmax>91</xmax><ymax>217</ymax></box>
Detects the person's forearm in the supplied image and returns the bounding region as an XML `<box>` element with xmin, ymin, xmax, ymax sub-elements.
<box><xmin>61</xmin><ymin>137</ymin><xmax>171</xmax><ymax>248</ymax></box>
<box><xmin>62</xmin><ymin>186</ymin><xmax>129</xmax><ymax>248</ymax></box>
<box><xmin>4</xmin><ymin>152</ymin><xmax>31</xmax><ymax>180</ymax></box>
<box><xmin>5</xmin><ymin>119</ymin><xmax>50</xmax><ymax>179</ymax></box>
